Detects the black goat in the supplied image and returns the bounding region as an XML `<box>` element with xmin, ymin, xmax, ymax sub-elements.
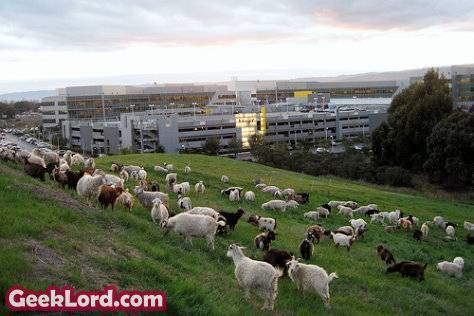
<box><xmin>320</xmin><ymin>203</ymin><xmax>331</xmax><ymax>212</ymax></box>
<box><xmin>255</xmin><ymin>231</ymin><xmax>276</xmax><ymax>251</ymax></box>
<box><xmin>413</xmin><ymin>229</ymin><xmax>422</xmax><ymax>241</ymax></box>
<box><xmin>65</xmin><ymin>170</ymin><xmax>85</xmax><ymax>190</ymax></box>
<box><xmin>299</xmin><ymin>239</ymin><xmax>314</xmax><ymax>260</ymax></box>
<box><xmin>46</xmin><ymin>162</ymin><xmax>58</xmax><ymax>180</ymax></box>
<box><xmin>263</xmin><ymin>249</ymin><xmax>293</xmax><ymax>274</ymax></box>
<box><xmin>23</xmin><ymin>158</ymin><xmax>47</xmax><ymax>182</ymax></box>
<box><xmin>150</xmin><ymin>180</ymin><xmax>159</xmax><ymax>192</ymax></box>
<box><xmin>386</xmin><ymin>261</ymin><xmax>427</xmax><ymax>282</ymax></box>
<box><xmin>376</xmin><ymin>245</ymin><xmax>396</xmax><ymax>266</ymax></box>
<box><xmin>294</xmin><ymin>192</ymin><xmax>310</xmax><ymax>204</ymax></box>
<box><xmin>219</xmin><ymin>208</ymin><xmax>245</xmax><ymax>230</ymax></box>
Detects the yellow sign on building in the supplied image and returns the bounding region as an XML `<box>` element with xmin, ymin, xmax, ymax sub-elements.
<box><xmin>260</xmin><ymin>105</ymin><xmax>267</xmax><ymax>135</ymax></box>
<box><xmin>294</xmin><ymin>90</ymin><xmax>314</xmax><ymax>98</ymax></box>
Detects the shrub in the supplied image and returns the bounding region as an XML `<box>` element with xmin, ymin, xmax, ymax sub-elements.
<box><xmin>375</xmin><ymin>166</ymin><xmax>413</xmax><ymax>187</ymax></box>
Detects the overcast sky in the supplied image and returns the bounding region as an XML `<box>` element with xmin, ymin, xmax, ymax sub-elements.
<box><xmin>1</xmin><ymin>0</ymin><xmax>473</xmax><ymax>93</ymax></box>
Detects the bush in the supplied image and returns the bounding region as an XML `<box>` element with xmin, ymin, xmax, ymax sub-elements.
<box><xmin>202</xmin><ymin>136</ymin><xmax>221</xmax><ymax>156</ymax></box>
<box><xmin>120</xmin><ymin>147</ymin><xmax>133</xmax><ymax>155</ymax></box>
<box><xmin>375</xmin><ymin>166</ymin><xmax>413</xmax><ymax>187</ymax></box>
<box><xmin>156</xmin><ymin>145</ymin><xmax>165</xmax><ymax>153</ymax></box>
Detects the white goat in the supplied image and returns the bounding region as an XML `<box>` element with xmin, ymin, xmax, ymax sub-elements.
<box><xmin>304</xmin><ymin>211</ymin><xmax>320</xmax><ymax>221</ymax></box>
<box><xmin>150</xmin><ymin>198</ymin><xmax>169</xmax><ymax>224</ymax></box>
<box><xmin>177</xmin><ymin>194</ymin><xmax>192</xmax><ymax>211</ymax></box>
<box><xmin>464</xmin><ymin>221</ymin><xmax>474</xmax><ymax>233</ymax></box>
<box><xmin>187</xmin><ymin>207</ymin><xmax>219</xmax><ymax>220</ymax></box>
<box><xmin>119</xmin><ymin>169</ymin><xmax>129</xmax><ymax>181</ymax></box>
<box><xmin>286</xmin><ymin>200</ymin><xmax>299</xmax><ymax>209</ymax></box>
<box><xmin>76</xmin><ymin>174</ymin><xmax>105</xmax><ymax>201</ymax></box>
<box><xmin>437</xmin><ymin>257</ymin><xmax>464</xmax><ymax>278</ymax></box>
<box><xmin>370</xmin><ymin>213</ymin><xmax>384</xmax><ymax>224</ymax></box>
<box><xmin>195</xmin><ymin>181</ymin><xmax>205</xmax><ymax>194</ymax></box>
<box><xmin>244</xmin><ymin>191</ymin><xmax>255</xmax><ymax>202</ymax></box>
<box><xmin>350</xmin><ymin>218</ymin><xmax>367</xmax><ymax>231</ymax></box>
<box><xmin>286</xmin><ymin>259</ymin><xmax>338</xmax><ymax>309</ymax></box>
<box><xmin>154</xmin><ymin>165</ymin><xmax>168</xmax><ymax>173</ymax></box>
<box><xmin>221</xmin><ymin>175</ymin><xmax>229</xmax><ymax>183</ymax></box>
<box><xmin>330</xmin><ymin>233</ymin><xmax>356</xmax><ymax>251</ymax></box>
<box><xmin>446</xmin><ymin>225</ymin><xmax>456</xmax><ymax>240</ymax></box>
<box><xmin>337</xmin><ymin>205</ymin><xmax>353</xmax><ymax>218</ymax></box>
<box><xmin>421</xmin><ymin>222</ymin><xmax>430</xmax><ymax>238</ymax></box>
<box><xmin>261</xmin><ymin>200</ymin><xmax>287</xmax><ymax>212</ymax></box>
<box><xmin>229</xmin><ymin>189</ymin><xmax>240</xmax><ymax>202</ymax></box>
<box><xmin>162</xmin><ymin>213</ymin><xmax>225</xmax><ymax>250</ymax></box>
<box><xmin>388</xmin><ymin>210</ymin><xmax>401</xmax><ymax>224</ymax></box>
<box><xmin>227</xmin><ymin>244</ymin><xmax>282</xmax><ymax>310</ymax></box>
<box><xmin>248</xmin><ymin>215</ymin><xmax>277</xmax><ymax>231</ymax></box>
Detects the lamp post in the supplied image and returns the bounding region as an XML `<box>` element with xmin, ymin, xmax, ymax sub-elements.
<box><xmin>192</xmin><ymin>102</ymin><xmax>197</xmax><ymax>120</ymax></box>
<box><xmin>140</xmin><ymin>118</ymin><xmax>144</xmax><ymax>154</ymax></box>
<box><xmin>101</xmin><ymin>93</ymin><xmax>106</xmax><ymax>122</ymax></box>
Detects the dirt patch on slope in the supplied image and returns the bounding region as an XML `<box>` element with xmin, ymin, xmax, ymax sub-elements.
<box><xmin>0</xmin><ymin>163</ymin><xmax>95</xmax><ymax>213</ymax></box>
<box><xmin>0</xmin><ymin>163</ymin><xmax>148</xmax><ymax>289</ymax></box>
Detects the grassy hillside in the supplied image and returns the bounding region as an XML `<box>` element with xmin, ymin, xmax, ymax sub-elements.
<box><xmin>1</xmin><ymin>153</ymin><xmax>473</xmax><ymax>315</ymax></box>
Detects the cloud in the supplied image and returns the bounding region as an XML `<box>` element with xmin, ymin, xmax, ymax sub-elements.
<box><xmin>302</xmin><ymin>0</ymin><xmax>474</xmax><ymax>31</ymax></box>
<box><xmin>0</xmin><ymin>0</ymin><xmax>472</xmax><ymax>50</ymax></box>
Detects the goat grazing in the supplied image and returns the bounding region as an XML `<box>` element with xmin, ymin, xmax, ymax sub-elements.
<box><xmin>286</xmin><ymin>259</ymin><xmax>338</xmax><ymax>309</ymax></box>
<box><xmin>255</xmin><ymin>231</ymin><xmax>277</xmax><ymax>251</ymax></box>
<box><xmin>226</xmin><ymin>244</ymin><xmax>282</xmax><ymax>310</ymax></box>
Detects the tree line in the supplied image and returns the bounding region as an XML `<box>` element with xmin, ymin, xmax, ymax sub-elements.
<box><xmin>0</xmin><ymin>101</ymin><xmax>39</xmax><ymax>118</ymax></box>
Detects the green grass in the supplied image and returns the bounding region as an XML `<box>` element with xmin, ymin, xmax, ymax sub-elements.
<box><xmin>0</xmin><ymin>153</ymin><xmax>473</xmax><ymax>315</ymax></box>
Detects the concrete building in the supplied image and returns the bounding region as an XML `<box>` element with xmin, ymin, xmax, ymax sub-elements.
<box><xmin>451</xmin><ymin>65</ymin><xmax>474</xmax><ymax>110</ymax></box>
<box><xmin>62</xmin><ymin>105</ymin><xmax>387</xmax><ymax>154</ymax></box>
<box><xmin>55</xmin><ymin>79</ymin><xmax>397</xmax><ymax>154</ymax></box>
<box><xmin>64</xmin><ymin>84</ymin><xmax>227</xmax><ymax>120</ymax></box>
<box><xmin>39</xmin><ymin>95</ymin><xmax>68</xmax><ymax>129</ymax></box>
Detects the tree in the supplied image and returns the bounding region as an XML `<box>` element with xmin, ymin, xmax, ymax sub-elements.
<box><xmin>228</xmin><ymin>137</ymin><xmax>242</xmax><ymax>157</ymax></box>
<box><xmin>424</xmin><ymin>111</ymin><xmax>474</xmax><ymax>189</ymax></box>
<box><xmin>372</xmin><ymin>69</ymin><xmax>453</xmax><ymax>169</ymax></box>
<box><xmin>202</xmin><ymin>136</ymin><xmax>220</xmax><ymax>156</ymax></box>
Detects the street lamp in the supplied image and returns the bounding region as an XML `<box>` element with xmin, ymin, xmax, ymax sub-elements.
<box><xmin>101</xmin><ymin>93</ymin><xmax>106</xmax><ymax>122</ymax></box>
<box><xmin>192</xmin><ymin>102</ymin><xmax>197</xmax><ymax>120</ymax></box>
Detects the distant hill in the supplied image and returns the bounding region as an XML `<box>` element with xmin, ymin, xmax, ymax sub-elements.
<box><xmin>0</xmin><ymin>90</ymin><xmax>56</xmax><ymax>102</ymax></box>
<box><xmin>291</xmin><ymin>64</ymin><xmax>473</xmax><ymax>83</ymax></box>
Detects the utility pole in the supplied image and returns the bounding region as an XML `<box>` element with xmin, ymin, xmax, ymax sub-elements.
<box><xmin>140</xmin><ymin>118</ymin><xmax>144</xmax><ymax>153</ymax></box>
<box><xmin>101</xmin><ymin>93</ymin><xmax>106</xmax><ymax>122</ymax></box>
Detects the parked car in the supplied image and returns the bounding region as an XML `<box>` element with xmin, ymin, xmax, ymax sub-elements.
<box><xmin>316</xmin><ymin>147</ymin><xmax>329</xmax><ymax>154</ymax></box>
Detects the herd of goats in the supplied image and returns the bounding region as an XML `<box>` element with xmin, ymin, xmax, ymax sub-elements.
<box><xmin>1</xmin><ymin>145</ymin><xmax>473</xmax><ymax>311</ymax></box>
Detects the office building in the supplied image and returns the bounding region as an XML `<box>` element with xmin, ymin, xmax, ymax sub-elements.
<box><xmin>451</xmin><ymin>65</ymin><xmax>474</xmax><ymax>110</ymax></box>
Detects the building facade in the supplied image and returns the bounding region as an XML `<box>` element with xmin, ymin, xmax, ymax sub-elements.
<box><xmin>55</xmin><ymin>80</ymin><xmax>397</xmax><ymax>154</ymax></box>
<box><xmin>451</xmin><ymin>65</ymin><xmax>474</xmax><ymax>110</ymax></box>
<box><xmin>62</xmin><ymin>106</ymin><xmax>387</xmax><ymax>154</ymax></box>
<box><xmin>64</xmin><ymin>84</ymin><xmax>227</xmax><ymax>120</ymax></box>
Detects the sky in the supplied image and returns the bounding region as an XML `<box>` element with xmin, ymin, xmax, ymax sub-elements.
<box><xmin>1</xmin><ymin>0</ymin><xmax>474</xmax><ymax>93</ymax></box>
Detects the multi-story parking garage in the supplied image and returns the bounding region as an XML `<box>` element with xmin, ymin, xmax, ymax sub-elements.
<box><xmin>62</xmin><ymin>105</ymin><xmax>387</xmax><ymax>154</ymax></box>
<box><xmin>54</xmin><ymin>80</ymin><xmax>395</xmax><ymax>154</ymax></box>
